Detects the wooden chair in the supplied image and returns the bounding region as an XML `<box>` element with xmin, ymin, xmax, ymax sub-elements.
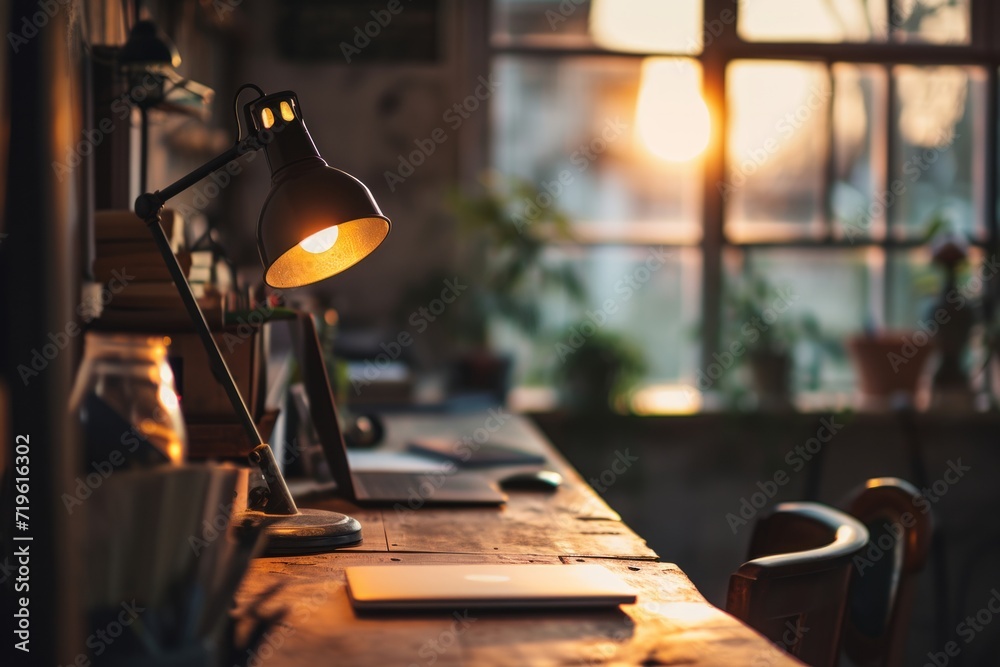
<box><xmin>727</xmin><ymin>502</ymin><xmax>869</xmax><ymax>667</ymax></box>
<box><xmin>840</xmin><ymin>477</ymin><xmax>933</xmax><ymax>667</ymax></box>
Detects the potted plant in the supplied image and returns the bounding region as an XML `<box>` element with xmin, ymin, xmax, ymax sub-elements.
<box><xmin>442</xmin><ymin>174</ymin><xmax>587</xmax><ymax>399</ymax></box>
<box><xmin>551</xmin><ymin>329</ymin><xmax>646</xmax><ymax>414</ymax></box>
<box><xmin>720</xmin><ymin>272</ymin><xmax>826</xmax><ymax>409</ymax></box>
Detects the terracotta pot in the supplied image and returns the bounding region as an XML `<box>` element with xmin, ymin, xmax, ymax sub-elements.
<box><xmin>847</xmin><ymin>332</ymin><xmax>933</xmax><ymax>397</ymax></box>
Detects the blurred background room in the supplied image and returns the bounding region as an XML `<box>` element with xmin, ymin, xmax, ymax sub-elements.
<box><xmin>4</xmin><ymin>0</ymin><xmax>1000</xmax><ymax>665</ymax></box>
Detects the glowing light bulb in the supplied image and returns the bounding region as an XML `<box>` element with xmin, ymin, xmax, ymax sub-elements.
<box><xmin>299</xmin><ymin>226</ymin><xmax>340</xmax><ymax>253</ymax></box>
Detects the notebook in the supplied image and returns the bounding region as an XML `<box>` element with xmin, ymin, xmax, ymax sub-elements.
<box><xmin>407</xmin><ymin>437</ymin><xmax>547</xmax><ymax>467</ymax></box>
<box><xmin>345</xmin><ymin>563</ymin><xmax>638</xmax><ymax>611</ymax></box>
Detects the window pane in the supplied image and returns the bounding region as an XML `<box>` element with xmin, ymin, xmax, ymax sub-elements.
<box><xmin>891</xmin><ymin>0</ymin><xmax>970</xmax><ymax>44</ymax></box>
<box><xmin>725</xmin><ymin>61</ymin><xmax>831</xmax><ymax>241</ymax></box>
<box><xmin>589</xmin><ymin>0</ymin><xmax>703</xmax><ymax>53</ymax></box>
<box><xmin>735</xmin><ymin>249</ymin><xmax>875</xmax><ymax>392</ymax></box>
<box><xmin>492</xmin><ymin>0</ymin><xmax>593</xmax><ymax>47</ymax></box>
<box><xmin>492</xmin><ymin>0</ymin><xmax>704</xmax><ymax>54</ymax></box>
<box><xmin>831</xmin><ymin>64</ymin><xmax>888</xmax><ymax>242</ymax></box>
<box><xmin>739</xmin><ymin>0</ymin><xmax>888</xmax><ymax>42</ymax></box>
<box><xmin>889</xmin><ymin>66</ymin><xmax>986</xmax><ymax>240</ymax></box>
<box><xmin>495</xmin><ymin>246</ymin><xmax>702</xmax><ymax>387</ymax></box>
<box><xmin>493</xmin><ymin>55</ymin><xmax>703</xmax><ymax>243</ymax></box>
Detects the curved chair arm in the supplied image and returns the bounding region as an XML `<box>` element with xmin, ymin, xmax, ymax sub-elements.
<box><xmin>741</xmin><ymin>502</ymin><xmax>869</xmax><ymax>579</ymax></box>
<box><xmin>727</xmin><ymin>502</ymin><xmax>869</xmax><ymax>667</ymax></box>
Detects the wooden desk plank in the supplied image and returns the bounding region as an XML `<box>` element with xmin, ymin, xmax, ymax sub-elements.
<box><xmin>382</xmin><ymin>503</ymin><xmax>656</xmax><ymax>559</ymax></box>
<box><xmin>236</xmin><ymin>553</ymin><xmax>803</xmax><ymax>667</ymax></box>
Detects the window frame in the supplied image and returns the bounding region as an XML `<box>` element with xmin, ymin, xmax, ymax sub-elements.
<box><xmin>484</xmin><ymin>0</ymin><xmax>1000</xmax><ymax>378</ymax></box>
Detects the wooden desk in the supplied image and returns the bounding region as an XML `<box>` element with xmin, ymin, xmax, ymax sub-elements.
<box><xmin>236</xmin><ymin>413</ymin><xmax>802</xmax><ymax>666</ymax></box>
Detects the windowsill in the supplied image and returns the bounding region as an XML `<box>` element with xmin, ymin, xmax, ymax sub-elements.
<box><xmin>509</xmin><ymin>385</ymin><xmax>1000</xmax><ymax>418</ymax></box>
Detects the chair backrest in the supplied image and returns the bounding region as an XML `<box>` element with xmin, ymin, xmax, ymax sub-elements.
<box><xmin>727</xmin><ymin>502</ymin><xmax>869</xmax><ymax>667</ymax></box>
<box><xmin>841</xmin><ymin>477</ymin><xmax>933</xmax><ymax>667</ymax></box>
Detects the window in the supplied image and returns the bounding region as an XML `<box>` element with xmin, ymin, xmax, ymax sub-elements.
<box><xmin>489</xmin><ymin>0</ymin><xmax>998</xmax><ymax>407</ymax></box>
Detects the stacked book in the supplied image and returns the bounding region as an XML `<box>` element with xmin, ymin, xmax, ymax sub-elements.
<box><xmin>91</xmin><ymin>210</ymin><xmax>269</xmax><ymax>458</ymax></box>
<box><xmin>92</xmin><ymin>210</ymin><xmax>222</xmax><ymax>330</ymax></box>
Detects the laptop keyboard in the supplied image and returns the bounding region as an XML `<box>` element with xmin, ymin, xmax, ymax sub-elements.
<box><xmin>353</xmin><ymin>472</ymin><xmax>431</xmax><ymax>498</ymax></box>
<box><xmin>352</xmin><ymin>471</ymin><xmax>503</xmax><ymax>503</ymax></box>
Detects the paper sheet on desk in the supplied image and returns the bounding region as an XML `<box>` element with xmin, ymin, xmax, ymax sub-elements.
<box><xmin>346</xmin><ymin>450</ymin><xmax>454</xmax><ymax>473</ymax></box>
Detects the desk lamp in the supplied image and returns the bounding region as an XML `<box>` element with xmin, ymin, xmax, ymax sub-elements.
<box><xmin>134</xmin><ymin>84</ymin><xmax>390</xmax><ymax>553</ymax></box>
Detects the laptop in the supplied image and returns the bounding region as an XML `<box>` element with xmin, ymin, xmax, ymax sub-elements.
<box><xmin>293</xmin><ymin>314</ymin><xmax>506</xmax><ymax>506</ymax></box>
<box><xmin>345</xmin><ymin>563</ymin><xmax>638</xmax><ymax>611</ymax></box>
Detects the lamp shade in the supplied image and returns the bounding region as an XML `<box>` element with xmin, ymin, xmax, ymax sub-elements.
<box><xmin>258</xmin><ymin>165</ymin><xmax>390</xmax><ymax>288</ymax></box>
<box><xmin>119</xmin><ymin>20</ymin><xmax>181</xmax><ymax>69</ymax></box>
<box><xmin>249</xmin><ymin>91</ymin><xmax>390</xmax><ymax>288</ymax></box>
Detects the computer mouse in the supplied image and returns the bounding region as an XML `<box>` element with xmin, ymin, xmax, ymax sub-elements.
<box><xmin>498</xmin><ymin>470</ymin><xmax>563</xmax><ymax>492</ymax></box>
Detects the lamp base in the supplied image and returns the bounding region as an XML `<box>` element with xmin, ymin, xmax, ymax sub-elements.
<box><xmin>237</xmin><ymin>508</ymin><xmax>362</xmax><ymax>555</ymax></box>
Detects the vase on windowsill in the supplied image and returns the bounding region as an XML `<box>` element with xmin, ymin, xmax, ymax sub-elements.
<box><xmin>847</xmin><ymin>332</ymin><xmax>933</xmax><ymax>409</ymax></box>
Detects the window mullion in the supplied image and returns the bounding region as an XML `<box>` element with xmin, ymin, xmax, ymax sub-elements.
<box><xmin>822</xmin><ymin>63</ymin><xmax>835</xmax><ymax>241</ymax></box>
<box><xmin>883</xmin><ymin>62</ymin><xmax>896</xmax><ymax>327</ymax></box>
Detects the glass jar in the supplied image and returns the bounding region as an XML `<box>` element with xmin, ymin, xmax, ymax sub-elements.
<box><xmin>70</xmin><ymin>332</ymin><xmax>186</xmax><ymax>465</ymax></box>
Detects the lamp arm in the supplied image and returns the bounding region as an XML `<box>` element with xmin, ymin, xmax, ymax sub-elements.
<box><xmin>134</xmin><ymin>140</ymin><xmax>299</xmax><ymax>516</ymax></box>
<box><xmin>135</xmin><ymin>140</ymin><xmax>250</xmax><ymax>216</ymax></box>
